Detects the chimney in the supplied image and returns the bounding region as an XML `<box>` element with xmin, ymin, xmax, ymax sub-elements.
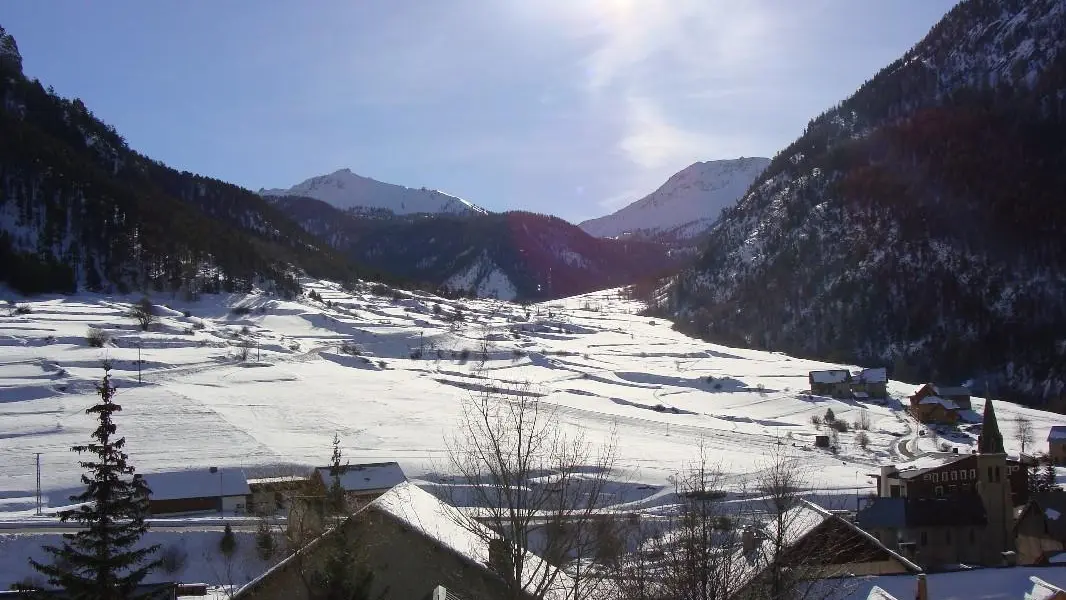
<box><xmin>916</xmin><ymin>573</ymin><xmax>928</xmax><ymax>600</ymax></box>
<box><xmin>742</xmin><ymin>527</ymin><xmax>758</xmax><ymax>554</ymax></box>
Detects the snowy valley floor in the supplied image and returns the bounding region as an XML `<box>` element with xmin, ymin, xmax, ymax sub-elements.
<box><xmin>2</xmin><ymin>281</ymin><xmax>1066</xmax><ymax>594</ymax></box>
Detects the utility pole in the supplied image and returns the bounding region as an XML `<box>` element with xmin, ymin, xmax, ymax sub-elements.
<box><xmin>257</xmin><ymin>340</ymin><xmax>260</xmax><ymax>362</ymax></box>
<box><xmin>35</xmin><ymin>453</ymin><xmax>42</xmax><ymax>516</ymax></box>
<box><xmin>137</xmin><ymin>341</ymin><xmax>142</xmax><ymax>384</ymax></box>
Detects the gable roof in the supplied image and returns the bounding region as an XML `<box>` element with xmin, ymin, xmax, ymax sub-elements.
<box><xmin>1026</xmin><ymin>575</ymin><xmax>1066</xmax><ymax>600</ymax></box>
<box><xmin>1049</xmin><ymin>426</ymin><xmax>1066</xmax><ymax>442</ymax></box>
<box><xmin>315</xmin><ymin>462</ymin><xmax>406</xmax><ymax>493</ymax></box>
<box><xmin>810</xmin><ymin>370</ymin><xmax>850</xmax><ymax>384</ymax></box>
<box><xmin>142</xmin><ymin>467</ymin><xmax>250</xmax><ymax>501</ymax></box>
<box><xmin>857</xmin><ymin>368</ymin><xmax>888</xmax><ymax>384</ymax></box>
<box><xmin>233</xmin><ymin>482</ymin><xmax>573</xmax><ymax>600</ymax></box>
<box><xmin>1021</xmin><ymin>492</ymin><xmax>1066</xmax><ymax>541</ymax></box>
<box><xmin>867</xmin><ymin>586</ymin><xmax>900</xmax><ymax>600</ymax></box>
<box><xmin>731</xmin><ymin>499</ymin><xmax>920</xmax><ymax>595</ymax></box>
<box><xmin>918</xmin><ymin>396</ymin><xmax>959</xmax><ymax>410</ymax></box>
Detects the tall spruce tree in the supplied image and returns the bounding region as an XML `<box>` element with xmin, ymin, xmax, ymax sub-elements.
<box><xmin>327</xmin><ymin>433</ymin><xmax>348</xmax><ymax>516</ymax></box>
<box><xmin>30</xmin><ymin>368</ymin><xmax>161</xmax><ymax>598</ymax></box>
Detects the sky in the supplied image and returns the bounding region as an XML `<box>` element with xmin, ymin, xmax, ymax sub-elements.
<box><xmin>1</xmin><ymin>1</ymin><xmax>959</xmax><ymax>222</ymax></box>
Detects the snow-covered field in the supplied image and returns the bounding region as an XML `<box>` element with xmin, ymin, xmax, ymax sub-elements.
<box><xmin>2</xmin><ymin>280</ymin><xmax>1066</xmax><ymax>590</ymax></box>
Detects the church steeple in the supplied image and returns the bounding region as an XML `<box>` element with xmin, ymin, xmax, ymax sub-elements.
<box><xmin>978</xmin><ymin>395</ymin><xmax>1005</xmax><ymax>454</ymax></box>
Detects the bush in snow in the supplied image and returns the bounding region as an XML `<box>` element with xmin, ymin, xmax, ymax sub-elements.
<box><xmin>13</xmin><ymin>303</ymin><xmax>32</xmax><ymax>315</ymax></box>
<box><xmin>829</xmin><ymin>419</ymin><xmax>849</xmax><ymax>433</ymax></box>
<box><xmin>159</xmin><ymin>543</ymin><xmax>188</xmax><ymax>575</ymax></box>
<box><xmin>86</xmin><ymin>327</ymin><xmax>109</xmax><ymax>348</ymax></box>
<box><xmin>810</xmin><ymin>415</ymin><xmax>823</xmax><ymax>428</ymax></box>
<box><xmin>130</xmin><ymin>297</ymin><xmax>156</xmax><ymax>331</ymax></box>
<box><xmin>255</xmin><ymin>519</ymin><xmax>276</xmax><ymax>560</ymax></box>
<box><xmin>856</xmin><ymin>431</ymin><xmax>871</xmax><ymax>449</ymax></box>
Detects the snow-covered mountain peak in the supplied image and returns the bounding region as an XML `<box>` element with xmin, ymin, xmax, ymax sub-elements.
<box><xmin>260</xmin><ymin>168</ymin><xmax>487</xmax><ymax>217</ymax></box>
<box><xmin>579</xmin><ymin>157</ymin><xmax>769</xmax><ymax>240</ymax></box>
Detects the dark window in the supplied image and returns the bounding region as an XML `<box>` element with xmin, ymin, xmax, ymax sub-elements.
<box><xmin>920</xmin><ymin>531</ymin><xmax>928</xmax><ymax>546</ymax></box>
<box><xmin>996</xmin><ymin>466</ymin><xmax>1001</xmax><ymax>482</ymax></box>
<box><xmin>952</xmin><ymin>471</ymin><xmax>958</xmax><ymax>481</ymax></box>
<box><xmin>935</xmin><ymin>486</ymin><xmax>944</xmax><ymax>497</ymax></box>
<box><xmin>950</xmin><ymin>485</ymin><xmax>957</xmax><ymax>493</ymax></box>
<box><xmin>970</xmin><ymin>469</ymin><xmax>976</xmax><ymax>479</ymax></box>
<box><xmin>890</xmin><ymin>485</ymin><xmax>901</xmax><ymax>498</ymax></box>
<box><xmin>988</xmin><ymin>467</ymin><xmax>993</xmax><ymax>481</ymax></box>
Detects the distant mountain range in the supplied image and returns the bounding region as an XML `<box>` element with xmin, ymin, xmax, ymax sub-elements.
<box><xmin>664</xmin><ymin>0</ymin><xmax>1066</xmax><ymax>405</ymax></box>
<box><xmin>579</xmin><ymin>158</ymin><xmax>768</xmax><ymax>241</ymax></box>
<box><xmin>260</xmin><ymin>168</ymin><xmax>486</xmax><ymax>216</ymax></box>
<box><xmin>269</xmin><ymin>195</ymin><xmax>679</xmax><ymax>301</ymax></box>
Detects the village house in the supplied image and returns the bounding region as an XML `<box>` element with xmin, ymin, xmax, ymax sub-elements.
<box><xmin>809</xmin><ymin>370</ymin><xmax>852</xmax><ymax>398</ymax></box>
<box><xmin>1026</xmin><ymin>576</ymin><xmax>1066</xmax><ymax>600</ymax></box>
<box><xmin>309</xmin><ymin>461</ymin><xmax>407</xmax><ymax>501</ymax></box>
<box><xmin>858</xmin><ymin>398</ymin><xmax>1021</xmax><ymax>569</ymax></box>
<box><xmin>142</xmin><ymin>467</ymin><xmax>250</xmax><ymax>515</ymax></box>
<box><xmin>1015</xmin><ymin>491</ymin><xmax>1066</xmax><ymax>565</ymax></box>
<box><xmin>1049</xmin><ymin>426</ymin><xmax>1066</xmax><ymax>465</ymax></box>
<box><xmin>911</xmin><ymin>383</ymin><xmax>972</xmax><ymax>412</ymax></box>
<box><xmin>910</xmin><ymin>395</ymin><xmax>961</xmax><ymax>424</ymax></box>
<box><xmin>729</xmin><ymin>498</ymin><xmax>921</xmax><ymax>599</ymax></box>
<box><xmin>246</xmin><ymin>475</ymin><xmax>309</xmax><ymax>515</ymax></box>
<box><xmin>233</xmin><ymin>481</ymin><xmax>572</xmax><ymax>600</ymax></box>
<box><xmin>853</xmin><ymin>367</ymin><xmax>889</xmax><ymax>399</ymax></box>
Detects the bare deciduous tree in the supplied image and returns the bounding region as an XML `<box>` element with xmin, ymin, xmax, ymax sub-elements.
<box><xmin>445</xmin><ymin>385</ymin><xmax>618</xmax><ymax>600</ymax></box>
<box><xmin>1015</xmin><ymin>416</ymin><xmax>1034</xmax><ymax>454</ymax></box>
<box><xmin>130</xmin><ymin>297</ymin><xmax>156</xmax><ymax>331</ymax></box>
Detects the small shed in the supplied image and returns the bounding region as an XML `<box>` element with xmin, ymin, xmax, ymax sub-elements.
<box><xmin>143</xmin><ymin>467</ymin><xmax>251</xmax><ymax>515</ymax></box>
<box><xmin>247</xmin><ymin>475</ymin><xmax>310</xmax><ymax>515</ymax></box>
<box><xmin>815</xmin><ymin>435</ymin><xmax>830</xmax><ymax>448</ymax></box>
<box><xmin>1049</xmin><ymin>427</ymin><xmax>1066</xmax><ymax>465</ymax></box>
<box><xmin>809</xmin><ymin>370</ymin><xmax>852</xmax><ymax>398</ymax></box>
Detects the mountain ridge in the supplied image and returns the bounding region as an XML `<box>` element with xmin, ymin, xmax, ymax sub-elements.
<box><xmin>261</xmin><ymin>168</ymin><xmax>486</xmax><ymax>216</ymax></box>
<box><xmin>665</xmin><ymin>0</ymin><xmax>1066</xmax><ymax>406</ymax></box>
<box><xmin>579</xmin><ymin>157</ymin><xmax>769</xmax><ymax>240</ymax></box>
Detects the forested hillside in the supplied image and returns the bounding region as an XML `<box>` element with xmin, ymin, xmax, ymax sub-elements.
<box><xmin>272</xmin><ymin>195</ymin><xmax>680</xmax><ymax>301</ymax></box>
<box><xmin>0</xmin><ymin>24</ymin><xmax>363</xmax><ymax>297</ymax></box>
<box><xmin>668</xmin><ymin>0</ymin><xmax>1066</xmax><ymax>406</ymax></box>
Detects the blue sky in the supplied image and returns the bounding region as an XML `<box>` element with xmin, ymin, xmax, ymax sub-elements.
<box><xmin>1</xmin><ymin>1</ymin><xmax>958</xmax><ymax>222</ymax></box>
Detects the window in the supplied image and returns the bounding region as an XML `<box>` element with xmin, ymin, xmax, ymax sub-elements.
<box><xmin>970</xmin><ymin>469</ymin><xmax>976</xmax><ymax>479</ymax></box>
<box><xmin>995</xmin><ymin>466</ymin><xmax>1002</xmax><ymax>482</ymax></box>
<box><xmin>949</xmin><ymin>485</ymin><xmax>957</xmax><ymax>493</ymax></box>
<box><xmin>920</xmin><ymin>531</ymin><xmax>928</xmax><ymax>546</ymax></box>
<box><xmin>924</xmin><ymin>474</ymin><xmax>931</xmax><ymax>481</ymax></box>
<box><xmin>935</xmin><ymin>486</ymin><xmax>944</xmax><ymax>497</ymax></box>
<box><xmin>952</xmin><ymin>471</ymin><xmax>958</xmax><ymax>481</ymax></box>
<box><xmin>933</xmin><ymin>473</ymin><xmax>939</xmax><ymax>483</ymax></box>
<box><xmin>988</xmin><ymin>467</ymin><xmax>993</xmax><ymax>481</ymax></box>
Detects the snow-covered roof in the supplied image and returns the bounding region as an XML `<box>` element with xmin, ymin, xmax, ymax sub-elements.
<box><xmin>918</xmin><ymin>396</ymin><xmax>959</xmax><ymax>410</ymax></box>
<box><xmin>810</xmin><ymin>370</ymin><xmax>850</xmax><ymax>384</ymax></box>
<box><xmin>371</xmin><ymin>482</ymin><xmax>573</xmax><ymax>599</ymax></box>
<box><xmin>1026</xmin><ymin>575</ymin><xmax>1066</xmax><ymax>600</ymax></box>
<box><xmin>315</xmin><ymin>462</ymin><xmax>406</xmax><ymax>493</ymax></box>
<box><xmin>894</xmin><ymin>452</ymin><xmax>967</xmax><ymax>478</ymax></box>
<box><xmin>729</xmin><ymin>499</ymin><xmax>919</xmax><ymax>595</ymax></box>
<box><xmin>866</xmin><ymin>586</ymin><xmax>899</xmax><ymax>600</ymax></box>
<box><xmin>1049</xmin><ymin>426</ymin><xmax>1066</xmax><ymax>442</ymax></box>
<box><xmin>142</xmin><ymin>467</ymin><xmax>250</xmax><ymax>501</ymax></box>
<box><xmin>246</xmin><ymin>475</ymin><xmax>308</xmax><ymax>487</ymax></box>
<box><xmin>858</xmin><ymin>368</ymin><xmax>887</xmax><ymax>384</ymax></box>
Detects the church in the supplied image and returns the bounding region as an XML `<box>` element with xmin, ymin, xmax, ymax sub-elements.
<box><xmin>858</xmin><ymin>397</ymin><xmax>1023</xmax><ymax>569</ymax></box>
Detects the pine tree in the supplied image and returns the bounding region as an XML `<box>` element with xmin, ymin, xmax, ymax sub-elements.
<box><xmin>824</xmin><ymin>408</ymin><xmax>835</xmax><ymax>423</ymax></box>
<box><xmin>1044</xmin><ymin>459</ymin><xmax>1058</xmax><ymax>491</ymax></box>
<box><xmin>327</xmin><ymin>433</ymin><xmax>348</xmax><ymax>517</ymax></box>
<box><xmin>30</xmin><ymin>368</ymin><xmax>161</xmax><ymax>598</ymax></box>
<box><xmin>219</xmin><ymin>523</ymin><xmax>237</xmax><ymax>557</ymax></box>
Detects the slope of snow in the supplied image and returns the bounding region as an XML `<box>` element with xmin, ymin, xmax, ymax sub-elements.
<box><xmin>260</xmin><ymin>168</ymin><xmax>486</xmax><ymax>216</ymax></box>
<box><xmin>442</xmin><ymin>252</ymin><xmax>517</xmax><ymax>300</ymax></box>
<box><xmin>580</xmin><ymin>157</ymin><xmax>769</xmax><ymax>239</ymax></box>
<box><xmin>2</xmin><ymin>281</ymin><xmax>1066</xmax><ymax>588</ymax></box>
